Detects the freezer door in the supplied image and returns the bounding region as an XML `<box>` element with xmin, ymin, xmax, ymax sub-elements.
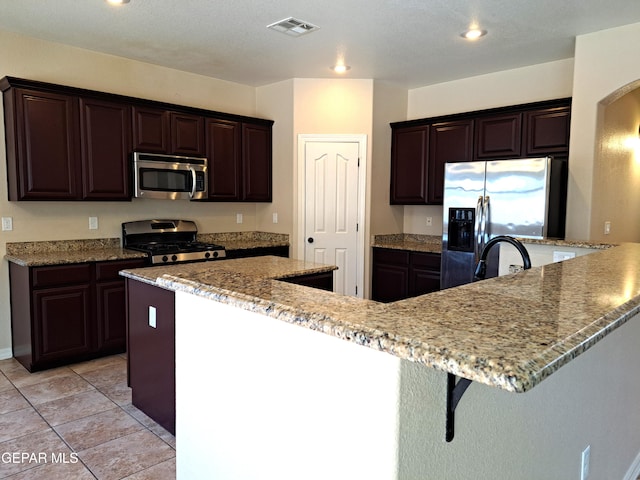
<box><xmin>484</xmin><ymin>157</ymin><xmax>551</xmax><ymax>239</ymax></box>
<box><xmin>441</xmin><ymin>161</ymin><xmax>486</xmax><ymax>289</ymax></box>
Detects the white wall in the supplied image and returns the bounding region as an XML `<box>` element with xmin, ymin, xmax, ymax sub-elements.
<box><xmin>0</xmin><ymin>30</ymin><xmax>261</xmax><ymax>357</ymax></box>
<box><xmin>567</xmin><ymin>22</ymin><xmax>640</xmax><ymax>241</ymax></box>
<box><xmin>175</xmin><ymin>288</ymin><xmax>640</xmax><ymax>480</ymax></box>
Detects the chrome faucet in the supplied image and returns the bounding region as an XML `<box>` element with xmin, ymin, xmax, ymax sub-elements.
<box><xmin>473</xmin><ymin>235</ymin><xmax>531</xmax><ymax>281</ymax></box>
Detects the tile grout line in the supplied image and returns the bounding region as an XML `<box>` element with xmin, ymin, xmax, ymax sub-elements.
<box><xmin>1</xmin><ymin>368</ymin><xmax>100</xmax><ymax>479</ymax></box>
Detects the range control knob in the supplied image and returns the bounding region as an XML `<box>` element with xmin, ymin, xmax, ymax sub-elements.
<box><xmin>162</xmin><ymin>255</ymin><xmax>169</xmax><ymax>263</ymax></box>
<box><xmin>213</xmin><ymin>251</ymin><xmax>219</xmax><ymax>258</ymax></box>
<box><xmin>171</xmin><ymin>255</ymin><xmax>178</xmax><ymax>262</ymax></box>
<box><xmin>205</xmin><ymin>252</ymin><xmax>211</xmax><ymax>259</ymax></box>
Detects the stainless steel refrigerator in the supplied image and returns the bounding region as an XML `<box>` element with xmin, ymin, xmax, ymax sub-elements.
<box><xmin>440</xmin><ymin>157</ymin><xmax>567</xmax><ymax>289</ymax></box>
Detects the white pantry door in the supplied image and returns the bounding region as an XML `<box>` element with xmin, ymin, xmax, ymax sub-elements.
<box><xmin>303</xmin><ymin>139</ymin><xmax>362</xmax><ymax>296</ymax></box>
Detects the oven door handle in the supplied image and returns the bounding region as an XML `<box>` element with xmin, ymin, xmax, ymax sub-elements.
<box><xmin>189</xmin><ymin>167</ymin><xmax>197</xmax><ymax>198</ymax></box>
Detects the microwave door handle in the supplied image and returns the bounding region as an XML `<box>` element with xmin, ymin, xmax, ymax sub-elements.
<box><xmin>189</xmin><ymin>167</ymin><xmax>197</xmax><ymax>198</ymax></box>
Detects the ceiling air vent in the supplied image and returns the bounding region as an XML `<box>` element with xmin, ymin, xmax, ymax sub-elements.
<box><xmin>267</xmin><ymin>17</ymin><xmax>319</xmax><ymax>37</ymax></box>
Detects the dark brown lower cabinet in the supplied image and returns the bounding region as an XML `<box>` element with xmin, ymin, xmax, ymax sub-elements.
<box><xmin>280</xmin><ymin>271</ymin><xmax>333</xmax><ymax>291</ymax></box>
<box><xmin>126</xmin><ymin>279</ymin><xmax>176</xmax><ymax>435</ymax></box>
<box><xmin>372</xmin><ymin>248</ymin><xmax>441</xmax><ymax>302</ymax></box>
<box><xmin>9</xmin><ymin>258</ymin><xmax>145</xmax><ymax>372</ymax></box>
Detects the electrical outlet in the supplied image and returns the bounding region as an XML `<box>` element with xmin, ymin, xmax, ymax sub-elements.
<box><xmin>88</xmin><ymin>217</ymin><xmax>98</xmax><ymax>230</ymax></box>
<box><xmin>236</xmin><ymin>213</ymin><xmax>243</xmax><ymax>224</ymax></box>
<box><xmin>272</xmin><ymin>212</ymin><xmax>278</xmax><ymax>224</ymax></box>
<box><xmin>604</xmin><ymin>221</ymin><xmax>611</xmax><ymax>235</ymax></box>
<box><xmin>1</xmin><ymin>217</ymin><xmax>13</xmax><ymax>231</ymax></box>
<box><xmin>426</xmin><ymin>216</ymin><xmax>433</xmax><ymax>227</ymax></box>
<box><xmin>581</xmin><ymin>445</ymin><xmax>590</xmax><ymax>480</ymax></box>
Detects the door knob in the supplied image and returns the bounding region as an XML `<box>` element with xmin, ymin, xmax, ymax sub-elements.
<box><xmin>307</xmin><ymin>237</ymin><xmax>314</xmax><ymax>243</ymax></box>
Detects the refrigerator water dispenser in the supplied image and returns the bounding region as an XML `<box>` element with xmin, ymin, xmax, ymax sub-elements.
<box><xmin>447</xmin><ymin>208</ymin><xmax>475</xmax><ymax>252</ymax></box>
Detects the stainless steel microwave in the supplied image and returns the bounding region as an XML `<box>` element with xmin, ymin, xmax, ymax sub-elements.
<box><xmin>133</xmin><ymin>152</ymin><xmax>208</xmax><ymax>200</ymax></box>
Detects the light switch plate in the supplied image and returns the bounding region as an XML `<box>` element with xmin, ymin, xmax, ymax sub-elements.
<box><xmin>89</xmin><ymin>217</ymin><xmax>98</xmax><ymax>230</ymax></box>
<box><xmin>148</xmin><ymin>306</ymin><xmax>157</xmax><ymax>328</ymax></box>
<box><xmin>1</xmin><ymin>217</ymin><xmax>13</xmax><ymax>231</ymax></box>
<box><xmin>236</xmin><ymin>213</ymin><xmax>243</xmax><ymax>224</ymax></box>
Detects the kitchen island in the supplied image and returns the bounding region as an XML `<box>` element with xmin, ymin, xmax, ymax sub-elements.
<box><xmin>121</xmin><ymin>245</ymin><xmax>640</xmax><ymax>480</ymax></box>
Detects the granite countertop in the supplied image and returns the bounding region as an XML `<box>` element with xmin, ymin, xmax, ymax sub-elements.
<box><xmin>4</xmin><ymin>232</ymin><xmax>290</xmax><ymax>267</ymax></box>
<box><xmin>4</xmin><ymin>239</ymin><xmax>147</xmax><ymax>266</ymax></box>
<box><xmin>371</xmin><ymin>233</ymin><xmax>615</xmax><ymax>254</ymax></box>
<box><xmin>122</xmin><ymin>243</ymin><xmax>640</xmax><ymax>394</ymax></box>
<box><xmin>372</xmin><ymin>234</ymin><xmax>442</xmax><ymax>253</ymax></box>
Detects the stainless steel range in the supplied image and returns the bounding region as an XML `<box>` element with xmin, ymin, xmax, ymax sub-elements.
<box><xmin>122</xmin><ymin>219</ymin><xmax>226</xmax><ymax>264</ymax></box>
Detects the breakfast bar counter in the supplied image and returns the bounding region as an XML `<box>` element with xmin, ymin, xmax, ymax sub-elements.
<box><xmin>122</xmin><ymin>244</ymin><xmax>640</xmax><ymax>393</ymax></box>
<box><xmin>120</xmin><ymin>246</ymin><xmax>640</xmax><ymax>480</ymax></box>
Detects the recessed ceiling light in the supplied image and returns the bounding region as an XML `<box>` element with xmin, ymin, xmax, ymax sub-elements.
<box><xmin>106</xmin><ymin>0</ymin><xmax>130</xmax><ymax>4</ymax></box>
<box><xmin>331</xmin><ymin>65</ymin><xmax>351</xmax><ymax>74</ymax></box>
<box><xmin>461</xmin><ymin>28</ymin><xmax>487</xmax><ymax>40</ymax></box>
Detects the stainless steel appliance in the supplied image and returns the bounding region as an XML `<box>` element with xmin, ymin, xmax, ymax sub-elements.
<box><xmin>133</xmin><ymin>152</ymin><xmax>208</xmax><ymax>200</ymax></box>
<box><xmin>122</xmin><ymin>219</ymin><xmax>226</xmax><ymax>264</ymax></box>
<box><xmin>441</xmin><ymin>157</ymin><xmax>566</xmax><ymax>289</ymax></box>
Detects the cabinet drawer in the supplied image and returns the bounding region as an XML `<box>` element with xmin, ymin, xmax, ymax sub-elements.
<box><xmin>96</xmin><ymin>259</ymin><xmax>146</xmax><ymax>281</ymax></box>
<box><xmin>32</xmin><ymin>264</ymin><xmax>91</xmax><ymax>288</ymax></box>
<box><xmin>373</xmin><ymin>248</ymin><xmax>410</xmax><ymax>265</ymax></box>
<box><xmin>410</xmin><ymin>252</ymin><xmax>441</xmax><ymax>269</ymax></box>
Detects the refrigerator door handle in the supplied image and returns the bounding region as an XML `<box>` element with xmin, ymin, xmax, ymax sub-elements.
<box><xmin>483</xmin><ymin>195</ymin><xmax>491</xmax><ymax>243</ymax></box>
<box><xmin>475</xmin><ymin>195</ymin><xmax>484</xmax><ymax>260</ymax></box>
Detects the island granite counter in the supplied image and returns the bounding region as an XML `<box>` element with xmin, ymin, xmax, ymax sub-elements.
<box><xmin>121</xmin><ymin>246</ymin><xmax>640</xmax><ymax>480</ymax></box>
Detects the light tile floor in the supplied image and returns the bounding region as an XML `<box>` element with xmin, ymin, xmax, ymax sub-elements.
<box><xmin>0</xmin><ymin>354</ymin><xmax>176</xmax><ymax>479</ymax></box>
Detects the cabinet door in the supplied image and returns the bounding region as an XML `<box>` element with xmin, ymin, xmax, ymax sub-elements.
<box><xmin>11</xmin><ymin>88</ymin><xmax>81</xmax><ymax>200</ymax></box>
<box><xmin>390</xmin><ymin>125</ymin><xmax>429</xmax><ymax>204</ymax></box>
<box><xmin>206</xmin><ymin>118</ymin><xmax>241</xmax><ymax>200</ymax></box>
<box><xmin>95</xmin><ymin>259</ymin><xmax>145</xmax><ymax>353</ymax></box>
<box><xmin>371</xmin><ymin>249</ymin><xmax>410</xmax><ymax>302</ymax></box>
<box><xmin>428</xmin><ymin>120</ymin><xmax>473</xmax><ymax>204</ymax></box>
<box><xmin>132</xmin><ymin>106</ymin><xmax>169</xmax><ymax>153</ymax></box>
<box><xmin>32</xmin><ymin>285</ymin><xmax>93</xmax><ymax>365</ymax></box>
<box><xmin>79</xmin><ymin>98</ymin><xmax>132</xmax><ymax>200</ymax></box>
<box><xmin>96</xmin><ymin>280</ymin><xmax>127</xmax><ymax>353</ymax></box>
<box><xmin>241</xmin><ymin>122</ymin><xmax>272</xmax><ymax>202</ymax></box>
<box><xmin>170</xmin><ymin>112</ymin><xmax>205</xmax><ymax>156</ymax></box>
<box><xmin>409</xmin><ymin>252</ymin><xmax>441</xmax><ymax>296</ymax></box>
<box><xmin>475</xmin><ymin>113</ymin><xmax>522</xmax><ymax>159</ymax></box>
<box><xmin>524</xmin><ymin>106</ymin><xmax>571</xmax><ymax>156</ymax></box>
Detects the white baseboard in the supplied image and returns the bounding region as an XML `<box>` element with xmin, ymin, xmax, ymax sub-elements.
<box><xmin>0</xmin><ymin>348</ymin><xmax>13</xmax><ymax>361</ymax></box>
<box><xmin>623</xmin><ymin>450</ymin><xmax>640</xmax><ymax>480</ymax></box>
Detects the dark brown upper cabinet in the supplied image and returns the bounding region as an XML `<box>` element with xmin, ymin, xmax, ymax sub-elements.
<box><xmin>80</xmin><ymin>98</ymin><xmax>132</xmax><ymax>200</ymax></box>
<box><xmin>390</xmin><ymin>98</ymin><xmax>571</xmax><ymax>205</ymax></box>
<box><xmin>475</xmin><ymin>113</ymin><xmax>522</xmax><ymax>159</ymax></box>
<box><xmin>132</xmin><ymin>107</ymin><xmax>205</xmax><ymax>156</ymax></box>
<box><xmin>205</xmin><ymin>119</ymin><xmax>272</xmax><ymax>202</ymax></box>
<box><xmin>170</xmin><ymin>112</ymin><xmax>205</xmax><ymax>156</ymax></box>
<box><xmin>241</xmin><ymin>122</ymin><xmax>272</xmax><ymax>202</ymax></box>
<box><xmin>205</xmin><ymin>118</ymin><xmax>241</xmax><ymax>200</ymax></box>
<box><xmin>132</xmin><ymin>106</ymin><xmax>169</xmax><ymax>153</ymax></box>
<box><xmin>428</xmin><ymin>120</ymin><xmax>473</xmax><ymax>204</ymax></box>
<box><xmin>2</xmin><ymin>76</ymin><xmax>274</xmax><ymax>202</ymax></box>
<box><xmin>390</xmin><ymin>120</ymin><xmax>472</xmax><ymax>205</ymax></box>
<box><xmin>4</xmin><ymin>88</ymin><xmax>81</xmax><ymax>200</ymax></box>
<box><xmin>524</xmin><ymin>106</ymin><xmax>571</xmax><ymax>156</ymax></box>
<box><xmin>390</xmin><ymin>125</ymin><xmax>429</xmax><ymax>204</ymax></box>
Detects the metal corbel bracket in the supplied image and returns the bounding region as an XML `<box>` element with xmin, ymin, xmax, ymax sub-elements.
<box><xmin>445</xmin><ymin>373</ymin><xmax>472</xmax><ymax>442</ymax></box>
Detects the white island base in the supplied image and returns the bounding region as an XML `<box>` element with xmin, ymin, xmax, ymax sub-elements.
<box><xmin>175</xmin><ymin>291</ymin><xmax>640</xmax><ymax>480</ymax></box>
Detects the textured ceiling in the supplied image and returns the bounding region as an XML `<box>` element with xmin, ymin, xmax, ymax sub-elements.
<box><xmin>1</xmin><ymin>0</ymin><xmax>640</xmax><ymax>88</ymax></box>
